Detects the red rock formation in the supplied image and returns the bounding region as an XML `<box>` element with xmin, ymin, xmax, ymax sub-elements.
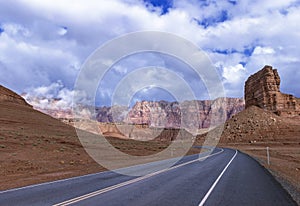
<box><xmin>124</xmin><ymin>97</ymin><xmax>244</xmax><ymax>129</ymax></box>
<box><xmin>245</xmin><ymin>65</ymin><xmax>300</xmax><ymax>116</ymax></box>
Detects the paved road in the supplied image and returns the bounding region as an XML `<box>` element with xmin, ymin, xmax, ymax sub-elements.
<box><xmin>0</xmin><ymin>148</ymin><xmax>296</xmax><ymax>206</ymax></box>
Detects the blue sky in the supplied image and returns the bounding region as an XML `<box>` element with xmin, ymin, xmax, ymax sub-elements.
<box><xmin>0</xmin><ymin>0</ymin><xmax>300</xmax><ymax>109</ymax></box>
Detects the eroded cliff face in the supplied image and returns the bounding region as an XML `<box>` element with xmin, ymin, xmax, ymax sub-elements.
<box><xmin>96</xmin><ymin>98</ymin><xmax>245</xmax><ymax>129</ymax></box>
<box><xmin>245</xmin><ymin>65</ymin><xmax>300</xmax><ymax>116</ymax></box>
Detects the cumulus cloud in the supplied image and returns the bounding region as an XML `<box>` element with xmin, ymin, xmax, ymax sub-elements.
<box><xmin>23</xmin><ymin>81</ymin><xmax>90</xmax><ymax>111</ymax></box>
<box><xmin>0</xmin><ymin>21</ymin><xmax>79</xmax><ymax>92</ymax></box>
<box><xmin>23</xmin><ymin>81</ymin><xmax>69</xmax><ymax>110</ymax></box>
<box><xmin>0</xmin><ymin>0</ymin><xmax>300</xmax><ymax>110</ymax></box>
<box><xmin>223</xmin><ymin>64</ymin><xmax>246</xmax><ymax>84</ymax></box>
<box><xmin>253</xmin><ymin>46</ymin><xmax>275</xmax><ymax>55</ymax></box>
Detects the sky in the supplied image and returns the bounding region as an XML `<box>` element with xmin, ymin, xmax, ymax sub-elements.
<box><xmin>0</xmin><ymin>0</ymin><xmax>300</xmax><ymax>109</ymax></box>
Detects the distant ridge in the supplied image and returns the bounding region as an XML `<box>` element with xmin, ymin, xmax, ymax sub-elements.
<box><xmin>24</xmin><ymin>95</ymin><xmax>245</xmax><ymax>129</ymax></box>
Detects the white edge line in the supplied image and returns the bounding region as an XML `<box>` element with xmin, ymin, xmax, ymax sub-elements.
<box><xmin>198</xmin><ymin>150</ymin><xmax>238</xmax><ymax>206</ymax></box>
<box><xmin>53</xmin><ymin>149</ymin><xmax>224</xmax><ymax>206</ymax></box>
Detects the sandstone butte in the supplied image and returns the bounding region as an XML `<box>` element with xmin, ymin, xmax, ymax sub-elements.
<box><xmin>245</xmin><ymin>65</ymin><xmax>300</xmax><ymax>117</ymax></box>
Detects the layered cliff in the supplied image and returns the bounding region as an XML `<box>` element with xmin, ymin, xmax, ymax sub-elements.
<box><xmin>96</xmin><ymin>97</ymin><xmax>244</xmax><ymax>129</ymax></box>
<box><xmin>245</xmin><ymin>65</ymin><xmax>300</xmax><ymax>116</ymax></box>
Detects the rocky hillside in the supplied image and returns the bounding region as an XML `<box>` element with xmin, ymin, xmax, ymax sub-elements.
<box><xmin>219</xmin><ymin>105</ymin><xmax>300</xmax><ymax>143</ymax></box>
<box><xmin>0</xmin><ymin>85</ymin><xmax>31</xmax><ymax>107</ymax></box>
<box><xmin>0</xmin><ymin>86</ymin><xmax>105</xmax><ymax>189</ymax></box>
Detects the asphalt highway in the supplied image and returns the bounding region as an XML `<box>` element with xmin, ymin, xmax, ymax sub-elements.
<box><xmin>0</xmin><ymin>148</ymin><xmax>296</xmax><ymax>206</ymax></box>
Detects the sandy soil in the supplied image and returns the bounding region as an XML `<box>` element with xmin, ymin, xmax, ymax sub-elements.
<box><xmin>0</xmin><ymin>102</ymin><xmax>104</xmax><ymax>190</ymax></box>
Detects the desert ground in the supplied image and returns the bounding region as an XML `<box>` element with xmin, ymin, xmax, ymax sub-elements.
<box><xmin>0</xmin><ymin>86</ymin><xmax>299</xmax><ymax>204</ymax></box>
<box><xmin>0</xmin><ymin>100</ymin><xmax>202</xmax><ymax>190</ymax></box>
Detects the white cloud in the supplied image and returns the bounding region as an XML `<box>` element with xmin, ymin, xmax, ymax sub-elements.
<box><xmin>2</xmin><ymin>23</ymin><xmax>31</xmax><ymax>37</ymax></box>
<box><xmin>0</xmin><ymin>22</ymin><xmax>79</xmax><ymax>91</ymax></box>
<box><xmin>32</xmin><ymin>81</ymin><xmax>63</xmax><ymax>98</ymax></box>
<box><xmin>113</xmin><ymin>65</ymin><xmax>128</xmax><ymax>75</ymax></box>
<box><xmin>223</xmin><ymin>64</ymin><xmax>246</xmax><ymax>84</ymax></box>
<box><xmin>253</xmin><ymin>46</ymin><xmax>275</xmax><ymax>55</ymax></box>
<box><xmin>0</xmin><ymin>0</ymin><xmax>299</xmax><ymax>107</ymax></box>
<box><xmin>57</xmin><ymin>27</ymin><xmax>67</xmax><ymax>36</ymax></box>
<box><xmin>23</xmin><ymin>81</ymin><xmax>91</xmax><ymax>112</ymax></box>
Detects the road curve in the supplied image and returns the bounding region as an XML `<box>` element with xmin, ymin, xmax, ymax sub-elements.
<box><xmin>0</xmin><ymin>148</ymin><xmax>296</xmax><ymax>206</ymax></box>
